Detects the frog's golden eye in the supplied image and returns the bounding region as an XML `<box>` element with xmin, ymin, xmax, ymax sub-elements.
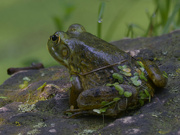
<box><xmin>51</xmin><ymin>35</ymin><xmax>58</xmax><ymax>41</ymax></box>
<box><xmin>50</xmin><ymin>35</ymin><xmax>60</xmax><ymax>43</ymax></box>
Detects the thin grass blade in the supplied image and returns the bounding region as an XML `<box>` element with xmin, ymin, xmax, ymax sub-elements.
<box><xmin>97</xmin><ymin>2</ymin><xmax>105</xmax><ymax>38</ymax></box>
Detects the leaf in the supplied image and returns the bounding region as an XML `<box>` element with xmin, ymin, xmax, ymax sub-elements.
<box><xmin>158</xmin><ymin>130</ymin><xmax>170</xmax><ymax>134</ymax></box>
<box><xmin>106</xmin><ymin>83</ymin><xmax>112</xmax><ymax>87</ymax></box>
<box><xmin>37</xmin><ymin>82</ymin><xmax>47</xmax><ymax>91</ymax></box>
<box><xmin>118</xmin><ymin>65</ymin><xmax>127</xmax><ymax>70</ymax></box>
<box><xmin>23</xmin><ymin>77</ymin><xmax>31</xmax><ymax>82</ymax></box>
<box><xmin>131</xmin><ymin>76</ymin><xmax>141</xmax><ymax>86</ymax></box>
<box><xmin>140</xmin><ymin>67</ymin><xmax>145</xmax><ymax>72</ymax></box>
<box><xmin>66</xmin><ymin>112</ymin><xmax>72</xmax><ymax>116</ymax></box>
<box><xmin>118</xmin><ymin>65</ymin><xmax>132</xmax><ymax>76</ymax></box>
<box><xmin>162</xmin><ymin>1</ymin><xmax>180</xmax><ymax>34</ymax></box>
<box><xmin>19</xmin><ymin>81</ymin><xmax>29</xmax><ymax>89</ymax></box>
<box><xmin>133</xmin><ymin>72</ymin><xmax>139</xmax><ymax>76</ymax></box>
<box><xmin>144</xmin><ymin>89</ymin><xmax>151</xmax><ymax>102</ymax></box>
<box><xmin>101</xmin><ymin>101</ymin><xmax>109</xmax><ymax>106</ymax></box>
<box><xmin>140</xmin><ymin>93</ymin><xmax>148</xmax><ymax>99</ymax></box>
<box><xmin>113</xmin><ymin>97</ymin><xmax>121</xmax><ymax>101</ymax></box>
<box><xmin>118</xmin><ymin>65</ymin><xmax>122</xmax><ymax>70</ymax></box>
<box><xmin>139</xmin><ymin>72</ymin><xmax>147</xmax><ymax>81</ymax></box>
<box><xmin>163</xmin><ymin>71</ymin><xmax>168</xmax><ymax>78</ymax></box>
<box><xmin>0</xmin><ymin>96</ymin><xmax>7</xmax><ymax>99</ymax></box>
<box><xmin>139</xmin><ymin>99</ymin><xmax>144</xmax><ymax>106</ymax></box>
<box><xmin>137</xmin><ymin>61</ymin><xmax>144</xmax><ymax>68</ymax></box>
<box><xmin>70</xmin><ymin>76</ymin><xmax>75</xmax><ymax>82</ymax></box>
<box><xmin>52</xmin><ymin>16</ymin><xmax>63</xmax><ymax>30</ymax></box>
<box><xmin>98</xmin><ymin>2</ymin><xmax>105</xmax><ymax>23</ymax></box>
<box><xmin>97</xmin><ymin>2</ymin><xmax>105</xmax><ymax>38</ymax></box>
<box><xmin>100</xmin><ymin>107</ymin><xmax>108</xmax><ymax>113</ymax></box>
<box><xmin>124</xmin><ymin>91</ymin><xmax>132</xmax><ymax>98</ymax></box>
<box><xmin>121</xmin><ymin>71</ymin><xmax>132</xmax><ymax>76</ymax></box>
<box><xmin>112</xmin><ymin>73</ymin><xmax>123</xmax><ymax>83</ymax></box>
<box><xmin>144</xmin><ymin>89</ymin><xmax>150</xmax><ymax>96</ymax></box>
<box><xmin>93</xmin><ymin>109</ymin><xmax>101</xmax><ymax>114</ymax></box>
<box><xmin>122</xmin><ymin>68</ymin><xmax>131</xmax><ymax>73</ymax></box>
<box><xmin>113</xmin><ymin>82</ymin><xmax>119</xmax><ymax>85</ymax></box>
<box><xmin>114</xmin><ymin>85</ymin><xmax>124</xmax><ymax>95</ymax></box>
<box><xmin>131</xmin><ymin>76</ymin><xmax>138</xmax><ymax>81</ymax></box>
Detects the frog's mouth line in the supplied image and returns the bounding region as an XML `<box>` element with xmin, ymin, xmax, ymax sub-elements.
<box><xmin>77</xmin><ymin>59</ymin><xmax>127</xmax><ymax>76</ymax></box>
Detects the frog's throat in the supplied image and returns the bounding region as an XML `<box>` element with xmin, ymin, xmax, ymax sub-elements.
<box><xmin>75</xmin><ymin>59</ymin><xmax>127</xmax><ymax>76</ymax></box>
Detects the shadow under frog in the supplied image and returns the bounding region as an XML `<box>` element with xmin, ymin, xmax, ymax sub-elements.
<box><xmin>47</xmin><ymin>24</ymin><xmax>167</xmax><ymax>117</ymax></box>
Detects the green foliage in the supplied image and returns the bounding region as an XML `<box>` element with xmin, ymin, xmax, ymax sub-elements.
<box><xmin>93</xmin><ymin>97</ymin><xmax>120</xmax><ymax>114</ymax></box>
<box><xmin>163</xmin><ymin>71</ymin><xmax>168</xmax><ymax>78</ymax></box>
<box><xmin>124</xmin><ymin>91</ymin><xmax>132</xmax><ymax>98</ymax></box>
<box><xmin>137</xmin><ymin>61</ymin><xmax>144</xmax><ymax>68</ymax></box>
<box><xmin>121</xmin><ymin>0</ymin><xmax>180</xmax><ymax>38</ymax></box>
<box><xmin>139</xmin><ymin>89</ymin><xmax>151</xmax><ymax>106</ymax></box>
<box><xmin>52</xmin><ymin>0</ymin><xmax>180</xmax><ymax>40</ymax></box>
<box><xmin>145</xmin><ymin>0</ymin><xmax>180</xmax><ymax>36</ymax></box>
<box><xmin>114</xmin><ymin>84</ymin><xmax>124</xmax><ymax>95</ymax></box>
<box><xmin>112</xmin><ymin>73</ymin><xmax>123</xmax><ymax>83</ymax></box>
<box><xmin>118</xmin><ymin>65</ymin><xmax>132</xmax><ymax>76</ymax></box>
<box><xmin>0</xmin><ymin>96</ymin><xmax>7</xmax><ymax>99</ymax></box>
<box><xmin>19</xmin><ymin>81</ymin><xmax>29</xmax><ymax>89</ymax></box>
<box><xmin>37</xmin><ymin>82</ymin><xmax>47</xmax><ymax>91</ymax></box>
<box><xmin>130</xmin><ymin>76</ymin><xmax>141</xmax><ymax>86</ymax></box>
<box><xmin>126</xmin><ymin>23</ymin><xmax>144</xmax><ymax>38</ymax></box>
<box><xmin>139</xmin><ymin>71</ymin><xmax>147</xmax><ymax>82</ymax></box>
<box><xmin>113</xmin><ymin>97</ymin><xmax>121</xmax><ymax>101</ymax></box>
<box><xmin>144</xmin><ymin>89</ymin><xmax>151</xmax><ymax>102</ymax></box>
<box><xmin>53</xmin><ymin>3</ymin><xmax>75</xmax><ymax>30</ymax></box>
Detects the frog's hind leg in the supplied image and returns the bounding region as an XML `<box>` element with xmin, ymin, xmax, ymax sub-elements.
<box><xmin>76</xmin><ymin>85</ymin><xmax>139</xmax><ymax>116</ymax></box>
<box><xmin>66</xmin><ymin>85</ymin><xmax>140</xmax><ymax>117</ymax></box>
<box><xmin>142</xmin><ymin>60</ymin><xmax>168</xmax><ymax>88</ymax></box>
<box><xmin>76</xmin><ymin>86</ymin><xmax>119</xmax><ymax>110</ymax></box>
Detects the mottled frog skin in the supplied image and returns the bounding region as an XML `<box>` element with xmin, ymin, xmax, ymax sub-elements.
<box><xmin>47</xmin><ymin>24</ymin><xmax>167</xmax><ymax>117</ymax></box>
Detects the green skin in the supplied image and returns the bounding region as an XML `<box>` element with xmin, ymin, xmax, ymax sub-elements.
<box><xmin>47</xmin><ymin>24</ymin><xmax>167</xmax><ymax>117</ymax></box>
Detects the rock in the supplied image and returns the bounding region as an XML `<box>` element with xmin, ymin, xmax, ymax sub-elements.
<box><xmin>174</xmin><ymin>50</ymin><xmax>180</xmax><ymax>58</ymax></box>
<box><xmin>0</xmin><ymin>31</ymin><xmax>180</xmax><ymax>135</ymax></box>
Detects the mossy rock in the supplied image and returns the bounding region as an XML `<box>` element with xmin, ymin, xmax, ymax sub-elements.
<box><xmin>0</xmin><ymin>31</ymin><xmax>180</xmax><ymax>135</ymax></box>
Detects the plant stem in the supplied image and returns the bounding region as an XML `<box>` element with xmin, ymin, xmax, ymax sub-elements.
<box><xmin>97</xmin><ymin>2</ymin><xmax>105</xmax><ymax>38</ymax></box>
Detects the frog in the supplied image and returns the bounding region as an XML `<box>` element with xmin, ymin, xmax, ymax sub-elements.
<box><xmin>47</xmin><ymin>24</ymin><xmax>167</xmax><ymax>117</ymax></box>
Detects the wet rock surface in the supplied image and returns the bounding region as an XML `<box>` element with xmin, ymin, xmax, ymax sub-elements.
<box><xmin>0</xmin><ymin>31</ymin><xmax>180</xmax><ymax>135</ymax></box>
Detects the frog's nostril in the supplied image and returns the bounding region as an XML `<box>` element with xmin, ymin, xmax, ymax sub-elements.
<box><xmin>51</xmin><ymin>35</ymin><xmax>58</xmax><ymax>41</ymax></box>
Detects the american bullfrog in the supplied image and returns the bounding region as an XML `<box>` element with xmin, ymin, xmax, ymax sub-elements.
<box><xmin>47</xmin><ymin>24</ymin><xmax>167</xmax><ymax>117</ymax></box>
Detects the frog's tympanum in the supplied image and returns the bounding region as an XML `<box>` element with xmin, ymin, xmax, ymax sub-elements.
<box><xmin>47</xmin><ymin>24</ymin><xmax>167</xmax><ymax>117</ymax></box>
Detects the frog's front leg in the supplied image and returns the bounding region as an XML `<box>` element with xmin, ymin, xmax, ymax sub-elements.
<box><xmin>142</xmin><ymin>60</ymin><xmax>168</xmax><ymax>88</ymax></box>
<box><xmin>69</xmin><ymin>75</ymin><xmax>83</xmax><ymax>108</ymax></box>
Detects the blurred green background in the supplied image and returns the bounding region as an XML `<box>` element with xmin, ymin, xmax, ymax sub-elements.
<box><xmin>0</xmin><ymin>0</ymin><xmax>180</xmax><ymax>84</ymax></box>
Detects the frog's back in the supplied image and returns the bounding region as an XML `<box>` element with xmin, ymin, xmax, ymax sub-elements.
<box><xmin>73</xmin><ymin>32</ymin><xmax>129</xmax><ymax>65</ymax></box>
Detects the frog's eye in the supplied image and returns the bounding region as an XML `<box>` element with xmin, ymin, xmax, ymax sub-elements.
<box><xmin>50</xmin><ymin>35</ymin><xmax>60</xmax><ymax>43</ymax></box>
<box><xmin>51</xmin><ymin>35</ymin><xmax>57</xmax><ymax>41</ymax></box>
